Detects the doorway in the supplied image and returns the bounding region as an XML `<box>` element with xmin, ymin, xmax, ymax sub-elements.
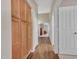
<box><xmin>39</xmin><ymin>23</ymin><xmax>49</xmax><ymax>37</ymax></box>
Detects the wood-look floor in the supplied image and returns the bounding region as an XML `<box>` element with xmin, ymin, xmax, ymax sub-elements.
<box><xmin>27</xmin><ymin>37</ymin><xmax>59</xmax><ymax>59</ymax></box>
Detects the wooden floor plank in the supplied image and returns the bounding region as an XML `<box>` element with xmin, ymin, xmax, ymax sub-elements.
<box><xmin>26</xmin><ymin>37</ymin><xmax>59</xmax><ymax>59</ymax></box>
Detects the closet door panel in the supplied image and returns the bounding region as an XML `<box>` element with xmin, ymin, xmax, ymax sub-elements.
<box><xmin>11</xmin><ymin>0</ymin><xmax>20</xmax><ymax>18</ymax></box>
<box><xmin>27</xmin><ymin>24</ymin><xmax>32</xmax><ymax>51</ymax></box>
<box><xmin>28</xmin><ymin>10</ymin><xmax>32</xmax><ymax>23</ymax></box>
<box><xmin>12</xmin><ymin>0</ymin><xmax>32</xmax><ymax>59</ymax></box>
<box><xmin>26</xmin><ymin>9</ymin><xmax>31</xmax><ymax>23</ymax></box>
<box><xmin>20</xmin><ymin>0</ymin><xmax>27</xmax><ymax>21</ymax></box>
<box><xmin>12</xmin><ymin>18</ymin><xmax>21</xmax><ymax>59</ymax></box>
<box><xmin>21</xmin><ymin>21</ymin><xmax>28</xmax><ymax>58</ymax></box>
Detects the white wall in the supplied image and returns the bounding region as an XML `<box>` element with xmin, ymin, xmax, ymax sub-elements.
<box><xmin>38</xmin><ymin>13</ymin><xmax>50</xmax><ymax>23</ymax></box>
<box><xmin>53</xmin><ymin>8</ymin><xmax>59</xmax><ymax>53</ymax></box>
<box><xmin>48</xmin><ymin>0</ymin><xmax>63</xmax><ymax>51</ymax></box>
<box><xmin>27</xmin><ymin>0</ymin><xmax>38</xmax><ymax>52</ymax></box>
<box><xmin>49</xmin><ymin>12</ymin><xmax>54</xmax><ymax>47</ymax></box>
<box><xmin>31</xmin><ymin>9</ymin><xmax>38</xmax><ymax>52</ymax></box>
<box><xmin>1</xmin><ymin>0</ymin><xmax>12</xmax><ymax>59</ymax></box>
<box><xmin>49</xmin><ymin>8</ymin><xmax>59</xmax><ymax>54</ymax></box>
<box><xmin>51</xmin><ymin>14</ymin><xmax>54</xmax><ymax>46</ymax></box>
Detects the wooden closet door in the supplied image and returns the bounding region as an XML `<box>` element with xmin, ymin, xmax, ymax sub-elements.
<box><xmin>20</xmin><ymin>0</ymin><xmax>27</xmax><ymax>21</ymax></box>
<box><xmin>12</xmin><ymin>18</ymin><xmax>21</xmax><ymax>59</ymax></box>
<box><xmin>21</xmin><ymin>21</ymin><xmax>28</xmax><ymax>59</ymax></box>
<box><xmin>27</xmin><ymin>24</ymin><xmax>32</xmax><ymax>51</ymax></box>
<box><xmin>25</xmin><ymin>7</ymin><xmax>31</xmax><ymax>23</ymax></box>
<box><xmin>12</xmin><ymin>0</ymin><xmax>32</xmax><ymax>59</ymax></box>
<box><xmin>28</xmin><ymin>9</ymin><xmax>32</xmax><ymax>23</ymax></box>
<box><xmin>27</xmin><ymin>8</ymin><xmax>32</xmax><ymax>52</ymax></box>
<box><xmin>11</xmin><ymin>0</ymin><xmax>20</xmax><ymax>18</ymax></box>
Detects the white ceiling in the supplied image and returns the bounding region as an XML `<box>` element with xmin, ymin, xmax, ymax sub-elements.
<box><xmin>34</xmin><ymin>0</ymin><xmax>53</xmax><ymax>13</ymax></box>
<box><xmin>34</xmin><ymin>0</ymin><xmax>77</xmax><ymax>14</ymax></box>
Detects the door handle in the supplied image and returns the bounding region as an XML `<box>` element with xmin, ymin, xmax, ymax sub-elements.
<box><xmin>74</xmin><ymin>32</ymin><xmax>77</xmax><ymax>35</ymax></box>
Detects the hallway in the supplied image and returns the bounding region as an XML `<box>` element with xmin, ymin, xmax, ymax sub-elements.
<box><xmin>27</xmin><ymin>37</ymin><xmax>59</xmax><ymax>59</ymax></box>
<box><xmin>1</xmin><ymin>0</ymin><xmax>77</xmax><ymax>59</ymax></box>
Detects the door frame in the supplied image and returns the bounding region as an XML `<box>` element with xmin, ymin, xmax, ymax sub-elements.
<box><xmin>54</xmin><ymin>6</ymin><xmax>77</xmax><ymax>55</ymax></box>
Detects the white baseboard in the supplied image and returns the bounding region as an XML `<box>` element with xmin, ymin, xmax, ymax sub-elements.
<box><xmin>23</xmin><ymin>49</ymin><xmax>32</xmax><ymax>59</ymax></box>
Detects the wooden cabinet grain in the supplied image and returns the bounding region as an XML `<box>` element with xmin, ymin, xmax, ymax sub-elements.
<box><xmin>12</xmin><ymin>18</ymin><xmax>21</xmax><ymax>59</ymax></box>
<box><xmin>27</xmin><ymin>24</ymin><xmax>32</xmax><ymax>51</ymax></box>
<box><xmin>12</xmin><ymin>0</ymin><xmax>32</xmax><ymax>59</ymax></box>
<box><xmin>20</xmin><ymin>0</ymin><xmax>26</xmax><ymax>21</ymax></box>
<box><xmin>11</xmin><ymin>0</ymin><xmax>21</xmax><ymax>18</ymax></box>
<box><xmin>21</xmin><ymin>21</ymin><xmax>28</xmax><ymax>59</ymax></box>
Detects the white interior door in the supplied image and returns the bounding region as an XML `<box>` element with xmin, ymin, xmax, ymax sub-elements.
<box><xmin>59</xmin><ymin>6</ymin><xmax>77</xmax><ymax>55</ymax></box>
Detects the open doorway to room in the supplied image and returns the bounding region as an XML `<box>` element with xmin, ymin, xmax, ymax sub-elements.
<box><xmin>38</xmin><ymin>23</ymin><xmax>49</xmax><ymax>37</ymax></box>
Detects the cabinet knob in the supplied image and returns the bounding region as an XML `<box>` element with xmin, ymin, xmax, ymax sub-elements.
<box><xmin>74</xmin><ymin>32</ymin><xmax>77</xmax><ymax>35</ymax></box>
